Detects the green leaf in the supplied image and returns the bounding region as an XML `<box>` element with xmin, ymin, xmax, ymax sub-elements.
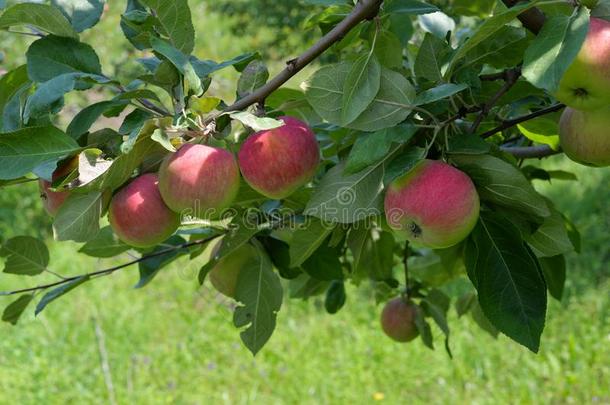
<box><xmin>289</xmin><ymin>218</ymin><xmax>335</xmax><ymax>267</ymax></box>
<box><xmin>539</xmin><ymin>255</ymin><xmax>566</xmax><ymax>301</ymax></box>
<box><xmin>237</xmin><ymin>60</ymin><xmax>269</xmax><ymax>99</ymax></box>
<box><xmin>26</xmin><ymin>35</ymin><xmax>101</xmax><ymax>83</ymax></box>
<box><xmin>303</xmin><ymin>63</ymin><xmax>415</xmax><ymax>131</ymax></box>
<box><xmin>373</xmin><ymin>30</ymin><xmax>403</xmax><ymax>69</ymax></box>
<box><xmin>150</xmin><ymin>37</ymin><xmax>201</xmax><ymax>95</ymax></box>
<box><xmin>66</xmin><ymin>101</ymin><xmax>119</xmax><ymax>140</ymax></box>
<box><xmin>421</xmin><ymin>299</ymin><xmax>452</xmax><ymax>357</ymax></box>
<box><xmin>324</xmin><ymin>281</ymin><xmax>346</xmax><ymax>314</ymax></box>
<box><xmin>523</xmin><ymin>8</ymin><xmax>589</xmax><ymax>93</ymax></box>
<box><xmin>51</xmin><ymin>0</ymin><xmax>104</xmax><ymax>32</ymax></box>
<box><xmin>0</xmin><ymin>236</ymin><xmax>49</xmax><ymax>276</ymax></box>
<box><xmin>525</xmin><ymin>206</ymin><xmax>573</xmax><ymax>257</ymax></box>
<box><xmin>458</xmin><ymin>25</ymin><xmax>527</xmax><ymax>72</ymax></box>
<box><xmin>233</xmin><ymin>243</ymin><xmax>283</xmax><ymax>356</ymax></box>
<box><xmin>35</xmin><ymin>275</ymin><xmax>90</xmax><ymax>315</ymax></box>
<box><xmin>301</xmin><ymin>241</ymin><xmax>343</xmax><ymax>281</ymax></box>
<box><xmin>305</xmin><ymin>161</ymin><xmax>385</xmax><ymax>224</ymax></box>
<box><xmin>347</xmin><ymin>227</ymin><xmax>395</xmax><ymax>282</ymax></box>
<box><xmin>414</xmin><ymin>83</ymin><xmax>468</xmax><ymax>105</ymax></box>
<box><xmin>341</xmin><ymin>52</ymin><xmax>381</xmax><ymax>125</ymax></box>
<box><xmin>451</xmin><ymin>154</ymin><xmax>550</xmax><ymax>219</ymax></box>
<box><xmin>414</xmin><ymin>33</ymin><xmax>449</xmax><ymax>82</ymax></box>
<box><xmin>345</xmin><ymin>125</ymin><xmax>416</xmax><ymax>175</ymax></box>
<box><xmin>470</xmin><ymin>297</ymin><xmax>499</xmax><ymax>338</ymax></box>
<box><xmin>0</xmin><ymin>126</ymin><xmax>79</xmax><ymax>180</ymax></box>
<box><xmin>0</xmin><ymin>3</ymin><xmax>78</xmax><ymax>38</ymax></box>
<box><xmin>348</xmin><ymin>68</ymin><xmax>415</xmax><ymax>131</ymax></box>
<box><xmin>139</xmin><ymin>0</ymin><xmax>195</xmax><ymax>54</ymax></box>
<box><xmin>78</xmin><ymin>226</ymin><xmax>130</xmax><ymax>258</ymax></box>
<box><xmin>0</xmin><ymin>65</ymin><xmax>30</xmax><ymax>130</ymax></box>
<box><xmin>53</xmin><ymin>191</ymin><xmax>102</xmax><ymax>242</ymax></box>
<box><xmin>2</xmin><ymin>294</ymin><xmax>34</xmax><ymax>325</ymax></box>
<box><xmin>150</xmin><ymin>128</ymin><xmax>175</xmax><ymax>152</ymax></box>
<box><xmin>384</xmin><ymin>0</ymin><xmax>439</xmax><ymax>15</ymax></box>
<box><xmin>414</xmin><ymin>306</ymin><xmax>434</xmax><ymax>349</ymax></box>
<box><xmin>136</xmin><ymin>235</ymin><xmax>188</xmax><ymax>288</ymax></box>
<box><xmin>518</xmin><ymin>117</ymin><xmax>560</xmax><ymax>150</ymax></box>
<box><xmin>190</xmin><ymin>52</ymin><xmax>260</xmax><ymax>77</ymax></box>
<box><xmin>289</xmin><ymin>273</ymin><xmax>328</xmax><ymax>299</ymax></box>
<box><xmin>447</xmin><ymin>1</ymin><xmax>543</xmax><ymax>75</ymax></box>
<box><xmin>465</xmin><ymin>213</ymin><xmax>547</xmax><ymax>352</ymax></box>
<box><xmin>229</xmin><ymin>111</ymin><xmax>284</xmax><ymax>131</ymax></box>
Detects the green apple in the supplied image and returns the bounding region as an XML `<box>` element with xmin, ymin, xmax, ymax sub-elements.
<box><xmin>555</xmin><ymin>18</ymin><xmax>610</xmax><ymax>111</ymax></box>
<box><xmin>559</xmin><ymin>106</ymin><xmax>610</xmax><ymax>167</ymax></box>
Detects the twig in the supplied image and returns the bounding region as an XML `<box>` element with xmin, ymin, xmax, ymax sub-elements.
<box><xmin>501</xmin><ymin>145</ymin><xmax>560</xmax><ymax>159</ymax></box>
<box><xmin>470</xmin><ymin>68</ymin><xmax>521</xmax><ymax>134</ymax></box>
<box><xmin>480</xmin><ymin>104</ymin><xmax>565</xmax><ymax>139</ymax></box>
<box><xmin>217</xmin><ymin>0</ymin><xmax>384</xmax><ymax>116</ymax></box>
<box><xmin>0</xmin><ymin>236</ymin><xmax>219</xmax><ymax>296</ymax></box>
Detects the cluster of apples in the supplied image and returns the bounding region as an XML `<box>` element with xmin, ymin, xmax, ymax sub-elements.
<box><xmin>557</xmin><ymin>17</ymin><xmax>610</xmax><ymax>167</ymax></box>
<box><xmin>40</xmin><ymin>116</ymin><xmax>321</xmax><ymax>248</ymax></box>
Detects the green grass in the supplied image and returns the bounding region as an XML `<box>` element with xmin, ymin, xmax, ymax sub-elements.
<box><xmin>0</xmin><ymin>158</ymin><xmax>609</xmax><ymax>404</ymax></box>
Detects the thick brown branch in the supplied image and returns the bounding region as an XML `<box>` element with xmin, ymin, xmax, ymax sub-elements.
<box><xmin>501</xmin><ymin>145</ymin><xmax>561</xmax><ymax>159</ymax></box>
<box><xmin>221</xmin><ymin>0</ymin><xmax>384</xmax><ymax>114</ymax></box>
<box><xmin>480</xmin><ymin>103</ymin><xmax>565</xmax><ymax>139</ymax></box>
<box><xmin>501</xmin><ymin>0</ymin><xmax>547</xmax><ymax>34</ymax></box>
<box><xmin>0</xmin><ymin>236</ymin><xmax>219</xmax><ymax>297</ymax></box>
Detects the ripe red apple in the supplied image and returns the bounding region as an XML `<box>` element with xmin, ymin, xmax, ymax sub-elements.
<box><xmin>555</xmin><ymin>17</ymin><xmax>610</xmax><ymax>111</ymax></box>
<box><xmin>238</xmin><ymin>116</ymin><xmax>320</xmax><ymax>199</ymax></box>
<box><xmin>109</xmin><ymin>173</ymin><xmax>180</xmax><ymax>248</ymax></box>
<box><xmin>384</xmin><ymin>159</ymin><xmax>480</xmax><ymax>249</ymax></box>
<box><xmin>380</xmin><ymin>297</ymin><xmax>419</xmax><ymax>342</ymax></box>
<box><xmin>39</xmin><ymin>156</ymin><xmax>78</xmax><ymax>216</ymax></box>
<box><xmin>208</xmin><ymin>242</ymin><xmax>257</xmax><ymax>298</ymax></box>
<box><xmin>158</xmin><ymin>144</ymin><xmax>240</xmax><ymax>218</ymax></box>
<box><xmin>559</xmin><ymin>106</ymin><xmax>610</xmax><ymax>167</ymax></box>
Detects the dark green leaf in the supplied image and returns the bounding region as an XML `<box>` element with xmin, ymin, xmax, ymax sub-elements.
<box><xmin>2</xmin><ymin>294</ymin><xmax>34</xmax><ymax>325</ymax></box>
<box><xmin>35</xmin><ymin>276</ymin><xmax>89</xmax><ymax>315</ymax></box>
<box><xmin>233</xmin><ymin>243</ymin><xmax>283</xmax><ymax>356</ymax></box>
<box><xmin>525</xmin><ymin>206</ymin><xmax>574</xmax><ymax>257</ymax></box>
<box><xmin>385</xmin><ymin>0</ymin><xmax>439</xmax><ymax>15</ymax></box>
<box><xmin>0</xmin><ymin>236</ymin><xmax>49</xmax><ymax>276</ymax></box>
<box><xmin>237</xmin><ymin>60</ymin><xmax>269</xmax><ymax>99</ymax></box>
<box><xmin>465</xmin><ymin>213</ymin><xmax>547</xmax><ymax>352</ymax></box>
<box><xmin>302</xmin><ymin>241</ymin><xmax>343</xmax><ymax>281</ymax></box>
<box><xmin>344</xmin><ymin>125</ymin><xmax>416</xmax><ymax>175</ymax></box>
<box><xmin>414</xmin><ymin>83</ymin><xmax>468</xmax><ymax>105</ymax></box>
<box><xmin>136</xmin><ymin>236</ymin><xmax>188</xmax><ymax>288</ymax></box>
<box><xmin>53</xmin><ymin>191</ymin><xmax>102</xmax><ymax>242</ymax></box>
<box><xmin>414</xmin><ymin>33</ymin><xmax>448</xmax><ymax>82</ymax></box>
<box><xmin>289</xmin><ymin>218</ymin><xmax>335</xmax><ymax>267</ymax></box>
<box><xmin>0</xmin><ymin>3</ymin><xmax>78</xmax><ymax>38</ymax></box>
<box><xmin>139</xmin><ymin>0</ymin><xmax>195</xmax><ymax>54</ymax></box>
<box><xmin>0</xmin><ymin>126</ymin><xmax>79</xmax><ymax>180</ymax></box>
<box><xmin>26</xmin><ymin>35</ymin><xmax>101</xmax><ymax>83</ymax></box>
<box><xmin>342</xmin><ymin>52</ymin><xmax>381</xmax><ymax>125</ymax></box>
<box><xmin>324</xmin><ymin>281</ymin><xmax>346</xmax><ymax>314</ymax></box>
<box><xmin>79</xmin><ymin>226</ymin><xmax>130</xmax><ymax>258</ymax></box>
<box><xmin>539</xmin><ymin>255</ymin><xmax>566</xmax><ymax>301</ymax></box>
<box><xmin>51</xmin><ymin>0</ymin><xmax>104</xmax><ymax>32</ymax></box>
<box><xmin>0</xmin><ymin>65</ymin><xmax>30</xmax><ymax>130</ymax></box>
<box><xmin>523</xmin><ymin>8</ymin><xmax>589</xmax><ymax>92</ymax></box>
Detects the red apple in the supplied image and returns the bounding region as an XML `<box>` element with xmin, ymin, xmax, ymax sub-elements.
<box><xmin>556</xmin><ymin>17</ymin><xmax>610</xmax><ymax>111</ymax></box>
<box><xmin>559</xmin><ymin>106</ymin><xmax>610</xmax><ymax>167</ymax></box>
<box><xmin>238</xmin><ymin>116</ymin><xmax>320</xmax><ymax>199</ymax></box>
<box><xmin>384</xmin><ymin>160</ymin><xmax>480</xmax><ymax>249</ymax></box>
<box><xmin>158</xmin><ymin>144</ymin><xmax>240</xmax><ymax>219</ymax></box>
<box><xmin>380</xmin><ymin>297</ymin><xmax>419</xmax><ymax>342</ymax></box>
<box><xmin>208</xmin><ymin>242</ymin><xmax>257</xmax><ymax>298</ymax></box>
<box><xmin>109</xmin><ymin>173</ymin><xmax>180</xmax><ymax>248</ymax></box>
<box><xmin>39</xmin><ymin>156</ymin><xmax>78</xmax><ymax>216</ymax></box>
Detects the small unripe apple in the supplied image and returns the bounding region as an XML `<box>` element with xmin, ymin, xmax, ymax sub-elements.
<box><xmin>109</xmin><ymin>173</ymin><xmax>180</xmax><ymax>248</ymax></box>
<box><xmin>556</xmin><ymin>17</ymin><xmax>610</xmax><ymax>111</ymax></box>
<box><xmin>158</xmin><ymin>144</ymin><xmax>240</xmax><ymax>218</ymax></box>
<box><xmin>380</xmin><ymin>297</ymin><xmax>419</xmax><ymax>342</ymax></box>
<box><xmin>559</xmin><ymin>106</ymin><xmax>610</xmax><ymax>167</ymax></box>
<box><xmin>238</xmin><ymin>116</ymin><xmax>320</xmax><ymax>199</ymax></box>
<box><xmin>384</xmin><ymin>159</ymin><xmax>480</xmax><ymax>249</ymax></box>
<box><xmin>208</xmin><ymin>242</ymin><xmax>257</xmax><ymax>298</ymax></box>
<box><xmin>39</xmin><ymin>156</ymin><xmax>78</xmax><ymax>216</ymax></box>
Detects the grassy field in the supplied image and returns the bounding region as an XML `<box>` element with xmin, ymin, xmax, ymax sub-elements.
<box><xmin>0</xmin><ymin>157</ymin><xmax>608</xmax><ymax>405</ymax></box>
<box><xmin>1</xmin><ymin>2</ymin><xmax>609</xmax><ymax>404</ymax></box>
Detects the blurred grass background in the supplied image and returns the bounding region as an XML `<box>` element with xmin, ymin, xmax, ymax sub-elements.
<box><xmin>1</xmin><ymin>1</ymin><xmax>609</xmax><ymax>404</ymax></box>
